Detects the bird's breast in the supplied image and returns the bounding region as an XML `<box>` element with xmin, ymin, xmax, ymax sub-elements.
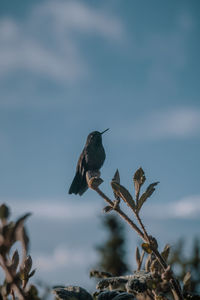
<box><xmin>85</xmin><ymin>145</ymin><xmax>105</xmax><ymax>170</ymax></box>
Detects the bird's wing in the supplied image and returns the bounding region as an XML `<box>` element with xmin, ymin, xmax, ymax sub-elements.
<box><xmin>76</xmin><ymin>149</ymin><xmax>88</xmax><ymax>195</ymax></box>
<box><xmin>77</xmin><ymin>148</ymin><xmax>87</xmax><ymax>176</ymax></box>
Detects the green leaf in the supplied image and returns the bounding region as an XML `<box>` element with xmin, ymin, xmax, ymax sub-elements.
<box><xmin>137</xmin><ymin>182</ymin><xmax>159</xmax><ymax>212</ymax></box>
<box><xmin>111</xmin><ymin>182</ymin><xmax>135</xmax><ymax>209</ymax></box>
<box><xmin>142</xmin><ymin>243</ymin><xmax>152</xmax><ymax>254</ymax></box>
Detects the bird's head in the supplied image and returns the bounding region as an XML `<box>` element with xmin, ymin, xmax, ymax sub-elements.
<box><xmin>87</xmin><ymin>129</ymin><xmax>109</xmax><ymax>146</ymax></box>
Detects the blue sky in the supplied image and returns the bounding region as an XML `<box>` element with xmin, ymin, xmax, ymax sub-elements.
<box><xmin>0</xmin><ymin>0</ymin><xmax>200</xmax><ymax>292</ymax></box>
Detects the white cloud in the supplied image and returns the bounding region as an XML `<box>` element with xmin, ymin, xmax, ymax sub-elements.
<box><xmin>5</xmin><ymin>193</ymin><xmax>200</xmax><ymax>224</ymax></box>
<box><xmin>35</xmin><ymin>0</ymin><xmax>123</xmax><ymax>40</ymax></box>
<box><xmin>34</xmin><ymin>244</ymin><xmax>95</xmax><ymax>272</ymax></box>
<box><xmin>116</xmin><ymin>107</ymin><xmax>200</xmax><ymax>141</ymax></box>
<box><xmin>143</xmin><ymin>107</ymin><xmax>200</xmax><ymax>139</ymax></box>
<box><xmin>0</xmin><ymin>1</ymin><xmax>124</xmax><ymax>83</ymax></box>
<box><xmin>7</xmin><ymin>199</ymin><xmax>101</xmax><ymax>221</ymax></box>
<box><xmin>143</xmin><ymin>194</ymin><xmax>200</xmax><ymax>220</ymax></box>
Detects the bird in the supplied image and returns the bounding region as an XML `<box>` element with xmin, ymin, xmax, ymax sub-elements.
<box><xmin>69</xmin><ymin>129</ymin><xmax>109</xmax><ymax>196</ymax></box>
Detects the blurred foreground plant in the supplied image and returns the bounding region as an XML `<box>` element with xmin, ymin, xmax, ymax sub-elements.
<box><xmin>169</xmin><ymin>238</ymin><xmax>200</xmax><ymax>293</ymax></box>
<box><xmin>0</xmin><ymin>204</ymin><xmax>39</xmax><ymax>300</ymax></box>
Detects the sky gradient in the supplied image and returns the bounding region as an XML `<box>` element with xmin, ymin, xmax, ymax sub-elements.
<box><xmin>0</xmin><ymin>0</ymin><xmax>200</xmax><ymax>293</ymax></box>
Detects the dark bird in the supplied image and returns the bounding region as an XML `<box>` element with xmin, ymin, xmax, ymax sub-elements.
<box><xmin>69</xmin><ymin>129</ymin><xmax>109</xmax><ymax>196</ymax></box>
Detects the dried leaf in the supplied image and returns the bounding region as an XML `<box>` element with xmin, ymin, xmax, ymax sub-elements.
<box><xmin>19</xmin><ymin>269</ymin><xmax>28</xmax><ymax>280</ymax></box>
<box><xmin>24</xmin><ymin>255</ymin><xmax>33</xmax><ymax>274</ymax></box>
<box><xmin>149</xmin><ymin>236</ymin><xmax>158</xmax><ymax>250</ymax></box>
<box><xmin>161</xmin><ymin>265</ymin><xmax>173</xmax><ymax>281</ymax></box>
<box><xmin>137</xmin><ymin>182</ymin><xmax>159</xmax><ymax>212</ymax></box>
<box><xmin>146</xmin><ymin>182</ymin><xmax>159</xmax><ymax>197</ymax></box>
<box><xmin>183</xmin><ymin>272</ymin><xmax>191</xmax><ymax>291</ymax></box>
<box><xmin>21</xmin><ymin>226</ymin><xmax>30</xmax><ymax>253</ymax></box>
<box><xmin>111</xmin><ymin>182</ymin><xmax>135</xmax><ymax>209</ymax></box>
<box><xmin>11</xmin><ymin>250</ymin><xmax>19</xmax><ymax>272</ymax></box>
<box><xmin>112</xmin><ymin>169</ymin><xmax>120</xmax><ymax>184</ymax></box>
<box><xmin>26</xmin><ymin>285</ymin><xmax>39</xmax><ymax>299</ymax></box>
<box><xmin>133</xmin><ymin>168</ymin><xmax>146</xmax><ymax>199</ymax></box>
<box><xmin>29</xmin><ymin>268</ymin><xmax>36</xmax><ymax>278</ymax></box>
<box><xmin>135</xmin><ymin>247</ymin><xmax>140</xmax><ymax>268</ymax></box>
<box><xmin>103</xmin><ymin>206</ymin><xmax>113</xmax><ymax>213</ymax></box>
<box><xmin>150</xmin><ymin>259</ymin><xmax>159</xmax><ymax>273</ymax></box>
<box><xmin>171</xmin><ymin>288</ymin><xmax>180</xmax><ymax>300</ymax></box>
<box><xmin>145</xmin><ymin>255</ymin><xmax>152</xmax><ymax>272</ymax></box>
<box><xmin>142</xmin><ymin>243</ymin><xmax>152</xmax><ymax>254</ymax></box>
<box><xmin>1</xmin><ymin>282</ymin><xmax>11</xmax><ymax>297</ymax></box>
<box><xmin>155</xmin><ymin>295</ymin><xmax>168</xmax><ymax>300</ymax></box>
<box><xmin>1</xmin><ymin>222</ymin><xmax>15</xmax><ymax>253</ymax></box>
<box><xmin>112</xmin><ymin>170</ymin><xmax>121</xmax><ymax>203</ymax></box>
<box><xmin>0</xmin><ymin>204</ymin><xmax>10</xmax><ymax>220</ymax></box>
<box><xmin>161</xmin><ymin>244</ymin><xmax>170</xmax><ymax>261</ymax></box>
<box><xmin>14</xmin><ymin>213</ymin><xmax>32</xmax><ymax>235</ymax></box>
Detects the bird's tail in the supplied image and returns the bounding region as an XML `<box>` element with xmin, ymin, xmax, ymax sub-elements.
<box><xmin>68</xmin><ymin>171</ymin><xmax>88</xmax><ymax>195</ymax></box>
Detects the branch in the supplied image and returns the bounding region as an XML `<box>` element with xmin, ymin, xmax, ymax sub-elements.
<box><xmin>94</xmin><ymin>186</ymin><xmax>145</xmax><ymax>241</ymax></box>
<box><xmin>89</xmin><ymin>175</ymin><xmax>184</xmax><ymax>300</ymax></box>
<box><xmin>0</xmin><ymin>254</ymin><xmax>26</xmax><ymax>300</ymax></box>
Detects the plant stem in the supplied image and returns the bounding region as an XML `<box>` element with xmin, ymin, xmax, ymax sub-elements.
<box><xmin>94</xmin><ymin>186</ymin><xmax>145</xmax><ymax>241</ymax></box>
<box><xmin>135</xmin><ymin>212</ymin><xmax>150</xmax><ymax>242</ymax></box>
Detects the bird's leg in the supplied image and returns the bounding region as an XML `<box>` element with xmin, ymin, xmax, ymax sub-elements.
<box><xmin>86</xmin><ymin>170</ymin><xmax>103</xmax><ymax>189</ymax></box>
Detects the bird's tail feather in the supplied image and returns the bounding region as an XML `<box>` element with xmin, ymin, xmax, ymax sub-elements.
<box><xmin>68</xmin><ymin>171</ymin><xmax>88</xmax><ymax>195</ymax></box>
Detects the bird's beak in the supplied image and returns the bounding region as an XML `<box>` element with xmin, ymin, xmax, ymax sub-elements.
<box><xmin>101</xmin><ymin>128</ymin><xmax>109</xmax><ymax>135</ymax></box>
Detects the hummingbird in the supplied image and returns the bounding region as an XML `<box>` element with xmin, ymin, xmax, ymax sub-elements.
<box><xmin>69</xmin><ymin>129</ymin><xmax>109</xmax><ymax>196</ymax></box>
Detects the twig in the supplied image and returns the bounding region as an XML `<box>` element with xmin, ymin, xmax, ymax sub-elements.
<box><xmin>94</xmin><ymin>186</ymin><xmax>145</xmax><ymax>241</ymax></box>
<box><xmin>135</xmin><ymin>212</ymin><xmax>150</xmax><ymax>242</ymax></box>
